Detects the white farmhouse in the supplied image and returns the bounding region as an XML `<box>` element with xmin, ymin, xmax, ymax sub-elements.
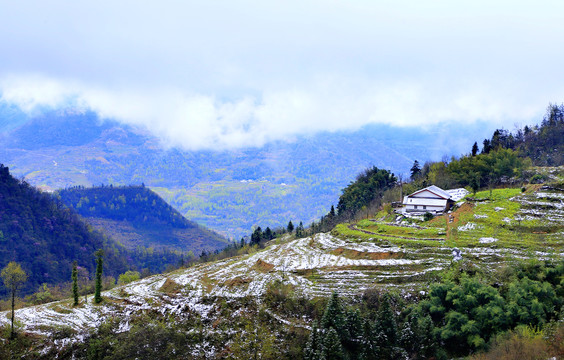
<box><xmin>402</xmin><ymin>185</ymin><xmax>457</xmax><ymax>214</ymax></box>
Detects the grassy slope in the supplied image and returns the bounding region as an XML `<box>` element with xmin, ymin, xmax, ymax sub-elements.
<box><xmin>334</xmin><ymin>185</ymin><xmax>564</xmax><ymax>262</ymax></box>
<box><xmin>2</xmin><ymin>182</ymin><xmax>563</xmax><ymax>356</ymax></box>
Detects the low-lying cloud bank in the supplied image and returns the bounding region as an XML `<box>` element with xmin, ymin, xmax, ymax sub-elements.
<box><xmin>2</xmin><ymin>2</ymin><xmax>563</xmax><ymax>150</ymax></box>
<box><xmin>0</xmin><ymin>74</ymin><xmax>551</xmax><ymax>151</ymax></box>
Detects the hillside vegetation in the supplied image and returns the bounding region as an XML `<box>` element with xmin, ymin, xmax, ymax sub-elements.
<box><xmin>479</xmin><ymin>103</ymin><xmax>564</xmax><ymax>166</ymax></box>
<box><xmin>0</xmin><ymin>165</ymin><xmax>184</xmax><ymax>296</ymax></box>
<box><xmin>1</xmin><ymin>181</ymin><xmax>563</xmax><ymax>358</ymax></box>
<box><xmin>58</xmin><ymin>185</ymin><xmax>227</xmax><ymax>253</ymax></box>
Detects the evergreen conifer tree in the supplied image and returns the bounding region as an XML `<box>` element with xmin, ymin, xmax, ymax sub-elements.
<box><xmin>399</xmin><ymin>312</ymin><xmax>418</xmax><ymax>357</ymax></box>
<box><xmin>264</xmin><ymin>227</ymin><xmax>273</xmax><ymax>240</ymax></box>
<box><xmin>72</xmin><ymin>261</ymin><xmax>79</xmax><ymax>306</ymax></box>
<box><xmin>321</xmin><ymin>292</ymin><xmax>345</xmax><ymax>337</ymax></box>
<box><xmin>287</xmin><ymin>220</ymin><xmax>294</xmax><ymax>233</ymax></box>
<box><xmin>375</xmin><ymin>294</ymin><xmax>398</xmax><ymax>358</ymax></box>
<box><xmin>417</xmin><ymin>315</ymin><xmax>437</xmax><ymax>359</ymax></box>
<box><xmin>344</xmin><ymin>309</ymin><xmax>363</xmax><ymax>354</ymax></box>
<box><xmin>359</xmin><ymin>320</ymin><xmax>379</xmax><ymax>360</ymax></box>
<box><xmin>471</xmin><ymin>142</ymin><xmax>479</xmax><ymax>156</ymax></box>
<box><xmin>304</xmin><ymin>321</ymin><xmax>322</xmax><ymax>360</ymax></box>
<box><xmin>482</xmin><ymin>139</ymin><xmax>492</xmax><ymax>154</ymax></box>
<box><xmin>94</xmin><ymin>250</ymin><xmax>103</xmax><ymax>303</ymax></box>
<box><xmin>251</xmin><ymin>226</ymin><xmax>262</xmax><ymax>246</ymax></box>
<box><xmin>296</xmin><ymin>221</ymin><xmax>305</xmax><ymax>237</ymax></box>
<box><xmin>322</xmin><ymin>327</ymin><xmax>345</xmax><ymax>360</ymax></box>
<box><xmin>410</xmin><ymin>160</ymin><xmax>421</xmax><ymax>180</ymax></box>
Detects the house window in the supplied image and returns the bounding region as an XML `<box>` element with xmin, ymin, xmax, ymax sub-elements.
<box><xmin>423</xmin><ymin>206</ymin><xmax>426</xmax><ymax>209</ymax></box>
<box><xmin>414</xmin><ymin>205</ymin><xmax>418</xmax><ymax>209</ymax></box>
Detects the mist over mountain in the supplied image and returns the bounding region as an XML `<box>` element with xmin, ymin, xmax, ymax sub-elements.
<box><xmin>0</xmin><ymin>105</ymin><xmax>498</xmax><ymax>238</ymax></box>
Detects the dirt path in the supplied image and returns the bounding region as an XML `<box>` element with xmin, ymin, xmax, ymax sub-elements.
<box><xmin>348</xmin><ymin>224</ymin><xmax>444</xmax><ymax>241</ymax></box>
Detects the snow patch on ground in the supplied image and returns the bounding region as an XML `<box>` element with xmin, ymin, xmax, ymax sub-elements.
<box><xmin>446</xmin><ymin>188</ymin><xmax>470</xmax><ymax>202</ymax></box>
<box><xmin>0</xmin><ymin>233</ymin><xmax>424</xmax><ymax>337</ymax></box>
<box><xmin>458</xmin><ymin>222</ymin><xmax>479</xmax><ymax>231</ymax></box>
<box><xmin>535</xmin><ymin>192</ymin><xmax>564</xmax><ymax>200</ymax></box>
<box><xmin>479</xmin><ymin>237</ymin><xmax>498</xmax><ymax>244</ymax></box>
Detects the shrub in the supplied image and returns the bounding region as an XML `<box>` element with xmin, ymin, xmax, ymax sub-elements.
<box><xmin>530</xmin><ymin>174</ymin><xmax>547</xmax><ymax>184</ymax></box>
<box><xmin>118</xmin><ymin>271</ymin><xmax>140</xmax><ymax>285</ymax></box>
<box><xmin>470</xmin><ymin>326</ymin><xmax>549</xmax><ymax>360</ymax></box>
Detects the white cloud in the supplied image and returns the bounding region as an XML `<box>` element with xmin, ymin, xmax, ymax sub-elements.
<box><xmin>0</xmin><ymin>73</ymin><xmax>555</xmax><ymax>150</ymax></box>
<box><xmin>1</xmin><ymin>1</ymin><xmax>564</xmax><ymax>149</ymax></box>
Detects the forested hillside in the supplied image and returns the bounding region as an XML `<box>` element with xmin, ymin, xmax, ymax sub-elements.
<box><xmin>478</xmin><ymin>103</ymin><xmax>564</xmax><ymax>166</ymax></box>
<box><xmin>0</xmin><ymin>165</ymin><xmax>183</xmax><ymax>296</ymax></box>
<box><xmin>57</xmin><ymin>185</ymin><xmax>227</xmax><ymax>253</ymax></box>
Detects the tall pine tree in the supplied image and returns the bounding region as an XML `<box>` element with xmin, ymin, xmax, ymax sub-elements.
<box><xmin>359</xmin><ymin>320</ymin><xmax>379</xmax><ymax>360</ymax></box>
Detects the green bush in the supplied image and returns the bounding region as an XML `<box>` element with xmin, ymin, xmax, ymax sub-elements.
<box><xmin>530</xmin><ymin>174</ymin><xmax>548</xmax><ymax>184</ymax></box>
<box><xmin>423</xmin><ymin>212</ymin><xmax>434</xmax><ymax>221</ymax></box>
<box><xmin>117</xmin><ymin>271</ymin><xmax>140</xmax><ymax>285</ymax></box>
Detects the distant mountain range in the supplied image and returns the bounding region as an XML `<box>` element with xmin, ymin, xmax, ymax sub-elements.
<box><xmin>0</xmin><ymin>104</ymin><xmax>498</xmax><ymax>238</ymax></box>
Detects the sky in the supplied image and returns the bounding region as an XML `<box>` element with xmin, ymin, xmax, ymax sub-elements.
<box><xmin>1</xmin><ymin>0</ymin><xmax>563</xmax><ymax>150</ymax></box>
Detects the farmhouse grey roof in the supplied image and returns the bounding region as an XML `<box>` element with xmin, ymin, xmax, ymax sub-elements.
<box><xmin>409</xmin><ymin>185</ymin><xmax>452</xmax><ymax>200</ymax></box>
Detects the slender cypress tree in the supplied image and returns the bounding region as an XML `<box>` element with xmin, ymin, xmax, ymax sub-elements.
<box><xmin>344</xmin><ymin>309</ymin><xmax>363</xmax><ymax>354</ymax></box>
<box><xmin>94</xmin><ymin>250</ymin><xmax>103</xmax><ymax>303</ymax></box>
<box><xmin>471</xmin><ymin>142</ymin><xmax>479</xmax><ymax>156</ymax></box>
<box><xmin>72</xmin><ymin>261</ymin><xmax>79</xmax><ymax>306</ymax></box>
<box><xmin>359</xmin><ymin>320</ymin><xmax>379</xmax><ymax>360</ymax></box>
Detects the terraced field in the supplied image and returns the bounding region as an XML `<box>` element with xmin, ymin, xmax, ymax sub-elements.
<box><xmin>0</xmin><ymin>232</ymin><xmax>450</xmax><ymax>338</ymax></box>
<box><xmin>1</xmin><ymin>184</ymin><xmax>562</xmax><ymax>350</ymax></box>
<box><xmin>335</xmin><ymin>185</ymin><xmax>564</xmax><ymax>266</ymax></box>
